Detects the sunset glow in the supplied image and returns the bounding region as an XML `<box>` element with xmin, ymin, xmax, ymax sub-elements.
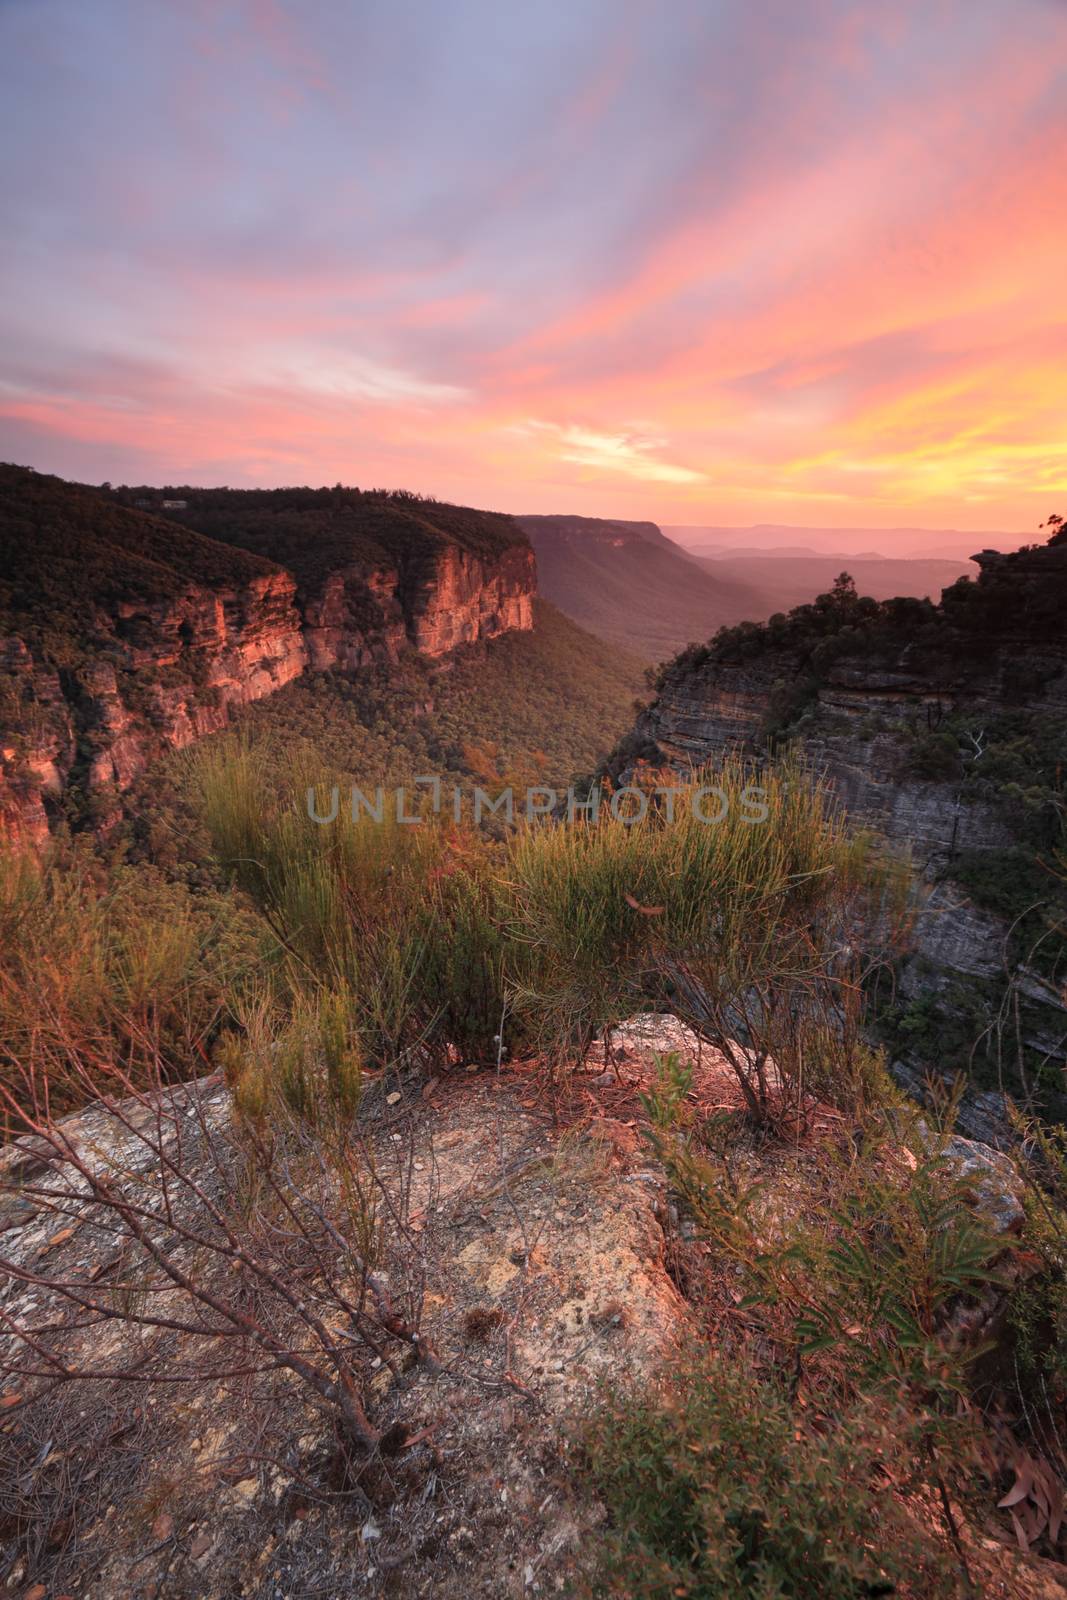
<box><xmin>2</xmin><ymin>0</ymin><xmax>1065</xmax><ymax>530</ymax></box>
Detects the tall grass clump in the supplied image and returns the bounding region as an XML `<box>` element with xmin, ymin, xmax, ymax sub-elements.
<box><xmin>0</xmin><ymin>842</ymin><xmax>261</xmax><ymax>1116</ymax></box>
<box><xmin>199</xmin><ymin>738</ymin><xmax>508</xmax><ymax>1077</ymax></box>
<box><xmin>215</xmin><ymin>984</ymin><xmax>364</xmax><ymax>1125</ymax></box>
<box><xmin>504</xmin><ymin>759</ymin><xmax>912</xmax><ymax>1120</ymax></box>
<box><xmin>198</xmin><ymin>740</ymin><xmax>913</xmax><ymax>1123</ymax></box>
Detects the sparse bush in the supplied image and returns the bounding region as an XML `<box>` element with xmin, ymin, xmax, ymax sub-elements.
<box><xmin>0</xmin><ymin>1050</ymin><xmax>433</xmax><ymax>1466</ymax></box>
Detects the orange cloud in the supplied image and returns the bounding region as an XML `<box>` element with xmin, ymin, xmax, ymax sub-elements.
<box><xmin>2</xmin><ymin>0</ymin><xmax>1065</xmax><ymax>532</ymax></box>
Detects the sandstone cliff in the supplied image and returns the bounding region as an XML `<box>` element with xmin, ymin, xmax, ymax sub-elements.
<box><xmin>611</xmin><ymin>535</ymin><xmax>1067</xmax><ymax>1107</ymax></box>
<box><xmin>0</xmin><ymin>469</ymin><xmax>536</xmax><ymax>843</ymax></box>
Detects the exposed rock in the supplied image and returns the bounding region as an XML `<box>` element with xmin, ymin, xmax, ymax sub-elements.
<box><xmin>610</xmin><ymin>538</ymin><xmax>1067</xmax><ymax>1100</ymax></box>
<box><xmin>0</xmin><ymin>479</ymin><xmax>536</xmax><ymax>844</ymax></box>
<box><xmin>0</xmin><ymin>639</ymin><xmax>76</xmax><ymax>847</ymax></box>
<box><xmin>0</xmin><ymin>1022</ymin><xmax>1054</xmax><ymax>1597</ymax></box>
<box><xmin>405</xmin><ymin>542</ymin><xmax>535</xmax><ymax>655</ymax></box>
<box><xmin>0</xmin><ymin>1056</ymin><xmax>683</xmax><ymax>1598</ymax></box>
<box><xmin>912</xmin><ymin>1121</ymin><xmax>1028</xmax><ymax>1234</ymax></box>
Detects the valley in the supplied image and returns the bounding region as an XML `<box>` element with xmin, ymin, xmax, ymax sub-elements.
<box><xmin>1</xmin><ymin>466</ymin><xmax>1066</xmax><ymax>1600</ymax></box>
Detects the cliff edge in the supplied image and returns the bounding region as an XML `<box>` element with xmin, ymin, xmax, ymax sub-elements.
<box><xmin>0</xmin><ymin>468</ymin><xmax>536</xmax><ymax>843</ymax></box>
<box><xmin>610</xmin><ymin>530</ymin><xmax>1067</xmax><ymax>1110</ymax></box>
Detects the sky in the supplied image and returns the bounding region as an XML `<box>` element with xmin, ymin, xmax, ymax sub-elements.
<box><xmin>1</xmin><ymin>0</ymin><xmax>1065</xmax><ymax>534</ymax></box>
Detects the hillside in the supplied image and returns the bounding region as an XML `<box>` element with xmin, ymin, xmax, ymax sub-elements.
<box><xmin>0</xmin><ymin>465</ymin><xmax>283</xmax><ymax>666</ymax></box>
<box><xmin>118</xmin><ymin>483</ymin><xmax>527</xmax><ymax>582</ymax></box>
<box><xmin>126</xmin><ymin>598</ymin><xmax>646</xmax><ymax>874</ymax></box>
<box><xmin>517</xmin><ymin>512</ymin><xmax>765</xmax><ymax>662</ymax></box>
<box><xmin>517</xmin><ymin>513</ymin><xmax>975</xmax><ymax>664</ymax></box>
<box><xmin>224</xmin><ymin>597</ymin><xmax>644</xmax><ymax>792</ymax></box>
<box><xmin>0</xmin><ymin>467</ymin><xmax>536</xmax><ymax>843</ymax></box>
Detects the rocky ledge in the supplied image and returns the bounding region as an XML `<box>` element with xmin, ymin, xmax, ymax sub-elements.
<box><xmin>0</xmin><ymin>1016</ymin><xmax>1050</xmax><ymax>1598</ymax></box>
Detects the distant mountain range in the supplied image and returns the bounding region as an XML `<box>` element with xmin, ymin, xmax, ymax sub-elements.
<box><xmin>689</xmin><ymin>552</ymin><xmax>974</xmax><ymax>619</ymax></box>
<box><xmin>665</xmin><ymin>523</ymin><xmax>1028</xmax><ymax>561</ymax></box>
<box><xmin>519</xmin><ymin>512</ymin><xmax>984</xmax><ymax>662</ymax></box>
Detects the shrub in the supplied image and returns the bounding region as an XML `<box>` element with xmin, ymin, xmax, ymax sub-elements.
<box><xmin>502</xmin><ymin>760</ymin><xmax>911</xmax><ymax>1120</ymax></box>
<box><xmin>576</xmin><ymin>1355</ymin><xmax>958</xmax><ymax>1598</ymax></box>
<box><xmin>198</xmin><ymin>742</ymin><xmax>915</xmax><ymax>1122</ymax></box>
<box><xmin>577</xmin><ymin>1069</ymin><xmax>1006</xmax><ymax>1594</ymax></box>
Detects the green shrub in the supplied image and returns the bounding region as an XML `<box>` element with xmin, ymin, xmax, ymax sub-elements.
<box><xmin>216</xmin><ymin>985</ymin><xmax>363</xmax><ymax>1124</ymax></box>
<box><xmin>577</xmin><ymin>1355</ymin><xmax>957</xmax><ymax>1598</ymax></box>
<box><xmin>198</xmin><ymin>738</ymin><xmax>507</xmax><ymax>1073</ymax></box>
<box><xmin>499</xmin><ymin>761</ymin><xmax>913</xmax><ymax>1121</ymax></box>
<box><xmin>198</xmin><ymin>742</ymin><xmax>913</xmax><ymax>1121</ymax></box>
<box><xmin>576</xmin><ymin>1067</ymin><xmax>1006</xmax><ymax>1595</ymax></box>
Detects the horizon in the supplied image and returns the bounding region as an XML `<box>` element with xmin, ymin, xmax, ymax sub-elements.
<box><xmin>4</xmin><ymin>460</ymin><xmax>1030</xmax><ymax>560</ymax></box>
<box><xmin>0</xmin><ymin>458</ymin><xmax>1034</xmax><ymax>558</ymax></box>
<box><xmin>1</xmin><ymin>2</ymin><xmax>1065</xmax><ymax>536</ymax></box>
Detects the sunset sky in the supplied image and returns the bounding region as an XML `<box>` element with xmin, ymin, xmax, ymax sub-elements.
<box><xmin>1</xmin><ymin>0</ymin><xmax>1065</xmax><ymax>532</ymax></box>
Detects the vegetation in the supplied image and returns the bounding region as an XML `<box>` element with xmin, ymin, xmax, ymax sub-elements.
<box><xmin>113</xmin><ymin>598</ymin><xmax>644</xmax><ymax>880</ymax></box>
<box><xmin>579</xmin><ymin>1353</ymin><xmax>960</xmax><ymax>1597</ymax></box>
<box><xmin>186</xmin><ymin>745</ymin><xmax>908</xmax><ymax>1135</ymax></box>
<box><xmin>227</xmin><ymin>598</ymin><xmax>644</xmax><ymax>796</ymax></box>
<box><xmin>2</xmin><ymin>737</ymin><xmax>1065</xmax><ymax>1595</ymax></box>
<box><xmin>116</xmin><ymin>481</ymin><xmax>527</xmax><ymax>594</ymax></box>
<box><xmin>2</xmin><ymin>480</ymin><xmax>1065</xmax><ymax>1593</ymax></box>
<box><xmin>0</xmin><ymin>464</ymin><xmax>278</xmax><ymax>669</ymax></box>
<box><xmin>0</xmin><ymin>842</ymin><xmax>263</xmax><ymax>1115</ymax></box>
<box><xmin>687</xmin><ymin>530</ymin><xmax>1066</xmax><ymax>682</ymax></box>
<box><xmin>641</xmin><ymin>540</ymin><xmax>1067</xmax><ymax>1107</ymax></box>
<box><xmin>577</xmin><ymin>1062</ymin><xmax>1005</xmax><ymax>1596</ymax></box>
<box><xmin>657</xmin><ymin>532</ymin><xmax>1066</xmax><ymax>743</ymax></box>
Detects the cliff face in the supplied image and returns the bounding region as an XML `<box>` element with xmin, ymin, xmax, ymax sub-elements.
<box><xmin>406</xmin><ymin>542</ymin><xmax>535</xmax><ymax>654</ymax></box>
<box><xmin>300</xmin><ymin>541</ymin><xmax>535</xmax><ymax>667</ymax></box>
<box><xmin>0</xmin><ymin>470</ymin><xmax>537</xmax><ymax>842</ymax></box>
<box><xmin>1</xmin><ymin>572</ymin><xmax>310</xmax><ymax>840</ymax></box>
<box><xmin>614</xmin><ymin>537</ymin><xmax>1067</xmax><ymax>1098</ymax></box>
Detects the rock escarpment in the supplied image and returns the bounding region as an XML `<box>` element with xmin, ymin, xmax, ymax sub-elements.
<box><xmin>0</xmin><ymin>469</ymin><xmax>536</xmax><ymax>843</ymax></box>
<box><xmin>611</xmin><ymin>535</ymin><xmax>1067</xmax><ymax>1105</ymax></box>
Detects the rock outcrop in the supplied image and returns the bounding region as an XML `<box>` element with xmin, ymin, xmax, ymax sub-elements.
<box><xmin>610</xmin><ymin>534</ymin><xmax>1067</xmax><ymax>1103</ymax></box>
<box><xmin>0</xmin><ymin>1043</ymin><xmax>688</xmax><ymax>1598</ymax></box>
<box><xmin>0</xmin><ymin>469</ymin><xmax>537</xmax><ymax>842</ymax></box>
<box><xmin>0</xmin><ymin>1016</ymin><xmax>1047</xmax><ymax>1598</ymax></box>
